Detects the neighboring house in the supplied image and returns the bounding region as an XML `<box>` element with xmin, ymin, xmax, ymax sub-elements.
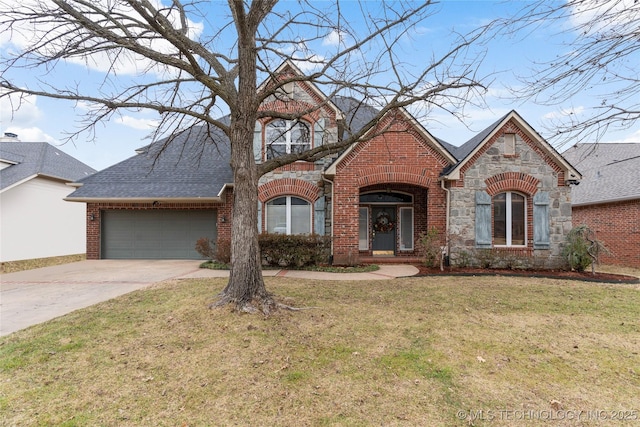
<box><xmin>0</xmin><ymin>134</ymin><xmax>96</xmax><ymax>262</ymax></box>
<box><xmin>562</xmin><ymin>143</ymin><xmax>640</xmax><ymax>268</ymax></box>
<box><xmin>67</xmin><ymin>62</ymin><xmax>581</xmax><ymax>268</ymax></box>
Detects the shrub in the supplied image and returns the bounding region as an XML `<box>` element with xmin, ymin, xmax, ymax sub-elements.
<box><xmin>215</xmin><ymin>238</ymin><xmax>232</xmax><ymax>264</ymax></box>
<box><xmin>475</xmin><ymin>249</ymin><xmax>496</xmax><ymax>269</ymax></box>
<box><xmin>195</xmin><ymin>237</ymin><xmax>216</xmax><ymax>260</ymax></box>
<box><xmin>453</xmin><ymin>250</ymin><xmax>472</xmax><ymax>268</ymax></box>
<box><xmin>562</xmin><ymin>225</ymin><xmax>610</xmax><ymax>273</ymax></box>
<box><xmin>195</xmin><ymin>237</ymin><xmax>231</xmax><ymax>264</ymax></box>
<box><xmin>418</xmin><ymin>227</ymin><xmax>443</xmax><ymax>268</ymax></box>
<box><xmin>259</xmin><ymin>233</ymin><xmax>331</xmax><ymax>268</ymax></box>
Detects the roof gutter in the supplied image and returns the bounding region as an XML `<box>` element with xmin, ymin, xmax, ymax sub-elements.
<box><xmin>572</xmin><ymin>194</ymin><xmax>640</xmax><ymax>207</ymax></box>
<box><xmin>64</xmin><ymin>196</ymin><xmax>223</xmax><ymax>203</ymax></box>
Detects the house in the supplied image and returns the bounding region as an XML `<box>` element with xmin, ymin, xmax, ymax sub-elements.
<box><xmin>67</xmin><ymin>63</ymin><xmax>581</xmax><ymax>268</ymax></box>
<box><xmin>0</xmin><ymin>134</ymin><xmax>96</xmax><ymax>262</ymax></box>
<box><xmin>562</xmin><ymin>143</ymin><xmax>640</xmax><ymax>268</ymax></box>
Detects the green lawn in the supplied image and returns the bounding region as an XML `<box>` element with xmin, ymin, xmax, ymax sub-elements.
<box><xmin>1</xmin><ymin>274</ymin><xmax>639</xmax><ymax>426</ymax></box>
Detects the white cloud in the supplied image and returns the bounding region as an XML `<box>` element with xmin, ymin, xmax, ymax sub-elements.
<box><xmin>115</xmin><ymin>115</ymin><xmax>159</xmax><ymax>131</ymax></box>
<box><xmin>2</xmin><ymin>126</ymin><xmax>57</xmax><ymax>143</ymax></box>
<box><xmin>0</xmin><ymin>89</ymin><xmax>42</xmax><ymax>128</ymax></box>
<box><xmin>542</xmin><ymin>106</ymin><xmax>585</xmax><ymax>120</ymax></box>
<box><xmin>604</xmin><ymin>127</ymin><xmax>640</xmax><ymax>143</ymax></box>
<box><xmin>1</xmin><ymin>0</ymin><xmax>204</xmax><ymax>77</ymax></box>
<box><xmin>568</xmin><ymin>0</ymin><xmax>639</xmax><ymax>33</ymax></box>
<box><xmin>292</xmin><ymin>54</ymin><xmax>326</xmax><ymax>73</ymax></box>
<box><xmin>322</xmin><ymin>29</ymin><xmax>347</xmax><ymax>47</ymax></box>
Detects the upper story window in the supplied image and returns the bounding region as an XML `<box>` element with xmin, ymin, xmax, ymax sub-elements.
<box><xmin>265</xmin><ymin>119</ymin><xmax>311</xmax><ymax>159</ymax></box>
<box><xmin>493</xmin><ymin>192</ymin><xmax>525</xmax><ymax>246</ymax></box>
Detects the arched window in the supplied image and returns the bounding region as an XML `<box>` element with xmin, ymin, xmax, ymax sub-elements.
<box><xmin>493</xmin><ymin>192</ymin><xmax>526</xmax><ymax>246</ymax></box>
<box><xmin>265</xmin><ymin>119</ymin><xmax>311</xmax><ymax>159</ymax></box>
<box><xmin>266</xmin><ymin>196</ymin><xmax>311</xmax><ymax>235</ymax></box>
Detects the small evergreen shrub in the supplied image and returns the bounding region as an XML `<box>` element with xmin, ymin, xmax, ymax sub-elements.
<box><xmin>475</xmin><ymin>249</ymin><xmax>496</xmax><ymax>268</ymax></box>
<box><xmin>562</xmin><ymin>225</ymin><xmax>610</xmax><ymax>273</ymax></box>
<box><xmin>259</xmin><ymin>233</ymin><xmax>331</xmax><ymax>268</ymax></box>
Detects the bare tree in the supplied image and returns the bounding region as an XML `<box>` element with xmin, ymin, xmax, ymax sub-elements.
<box><xmin>504</xmin><ymin>0</ymin><xmax>640</xmax><ymax>146</ymax></box>
<box><xmin>0</xmin><ymin>0</ymin><xmax>493</xmax><ymax>313</ymax></box>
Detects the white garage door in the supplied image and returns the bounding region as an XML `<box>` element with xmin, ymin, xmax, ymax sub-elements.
<box><xmin>101</xmin><ymin>210</ymin><xmax>217</xmax><ymax>259</ymax></box>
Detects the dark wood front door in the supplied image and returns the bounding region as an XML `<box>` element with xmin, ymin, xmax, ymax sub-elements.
<box><xmin>372</xmin><ymin>207</ymin><xmax>396</xmax><ymax>255</ymax></box>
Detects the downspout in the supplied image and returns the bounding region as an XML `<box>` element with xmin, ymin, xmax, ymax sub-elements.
<box><xmin>440</xmin><ymin>178</ymin><xmax>450</xmax><ymax>269</ymax></box>
<box><xmin>323</xmin><ymin>176</ymin><xmax>335</xmax><ymax>264</ymax></box>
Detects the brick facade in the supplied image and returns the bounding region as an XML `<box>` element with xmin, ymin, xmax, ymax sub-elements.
<box><xmin>572</xmin><ymin>200</ymin><xmax>640</xmax><ymax>268</ymax></box>
<box><xmin>85</xmin><ymin>201</ymin><xmax>226</xmax><ymax>260</ymax></box>
<box><xmin>332</xmin><ymin>112</ymin><xmax>450</xmax><ymax>265</ymax></box>
<box><xmin>79</xmin><ymin>65</ymin><xmax>580</xmax><ymax>269</ymax></box>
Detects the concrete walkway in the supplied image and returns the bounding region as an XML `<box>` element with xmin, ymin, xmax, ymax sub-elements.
<box><xmin>0</xmin><ymin>260</ymin><xmax>417</xmax><ymax>336</ymax></box>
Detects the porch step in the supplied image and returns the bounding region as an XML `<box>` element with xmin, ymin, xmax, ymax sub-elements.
<box><xmin>360</xmin><ymin>256</ymin><xmax>423</xmax><ymax>265</ymax></box>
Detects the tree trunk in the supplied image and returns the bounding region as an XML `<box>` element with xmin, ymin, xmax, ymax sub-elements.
<box><xmin>213</xmin><ymin>3</ymin><xmax>273</xmax><ymax>313</ymax></box>
<box><xmin>216</xmin><ymin>125</ymin><xmax>272</xmax><ymax>312</ymax></box>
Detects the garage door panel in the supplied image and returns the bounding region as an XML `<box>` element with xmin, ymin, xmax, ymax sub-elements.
<box><xmin>102</xmin><ymin>210</ymin><xmax>217</xmax><ymax>259</ymax></box>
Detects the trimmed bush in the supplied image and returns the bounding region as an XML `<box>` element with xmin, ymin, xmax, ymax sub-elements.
<box><xmin>259</xmin><ymin>233</ymin><xmax>331</xmax><ymax>268</ymax></box>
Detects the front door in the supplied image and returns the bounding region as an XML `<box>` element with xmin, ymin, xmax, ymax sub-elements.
<box><xmin>372</xmin><ymin>206</ymin><xmax>396</xmax><ymax>255</ymax></box>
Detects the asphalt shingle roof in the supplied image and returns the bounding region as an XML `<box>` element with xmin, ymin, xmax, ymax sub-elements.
<box><xmin>67</xmin><ymin>125</ymin><xmax>233</xmax><ymax>200</ymax></box>
<box><xmin>562</xmin><ymin>143</ymin><xmax>640</xmax><ymax>206</ymax></box>
<box><xmin>0</xmin><ymin>141</ymin><xmax>96</xmax><ymax>191</ymax></box>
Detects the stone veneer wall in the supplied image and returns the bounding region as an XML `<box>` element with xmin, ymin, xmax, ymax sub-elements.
<box><xmin>448</xmin><ymin>123</ymin><xmax>573</xmax><ymax>269</ymax></box>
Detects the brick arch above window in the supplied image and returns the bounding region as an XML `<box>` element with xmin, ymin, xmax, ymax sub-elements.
<box><xmin>258</xmin><ymin>178</ymin><xmax>320</xmax><ymax>203</ymax></box>
<box><xmin>356</xmin><ymin>165</ymin><xmax>433</xmax><ymax>188</ymax></box>
<box><xmin>484</xmin><ymin>172</ymin><xmax>540</xmax><ymax>196</ymax></box>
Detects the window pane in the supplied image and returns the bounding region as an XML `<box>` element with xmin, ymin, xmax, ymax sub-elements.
<box><xmin>266</xmin><ymin>119</ymin><xmax>287</xmax><ymax>160</ymax></box>
<box><xmin>400</xmin><ymin>207</ymin><xmax>413</xmax><ymax>250</ymax></box>
<box><xmin>265</xmin><ymin>120</ymin><xmax>310</xmax><ymax>159</ymax></box>
<box><xmin>291</xmin><ymin>122</ymin><xmax>310</xmax><ymax>145</ymax></box>
<box><xmin>511</xmin><ymin>193</ymin><xmax>525</xmax><ymax>245</ymax></box>
<box><xmin>493</xmin><ymin>193</ymin><xmax>506</xmax><ymax>245</ymax></box>
<box><xmin>266</xmin><ymin>144</ymin><xmax>287</xmax><ymax>159</ymax></box>
<box><xmin>291</xmin><ymin>198</ymin><xmax>311</xmax><ymax>234</ymax></box>
<box><xmin>359</xmin><ymin>207</ymin><xmax>368</xmax><ymax>250</ymax></box>
<box><xmin>267</xmin><ymin>197</ymin><xmax>287</xmax><ymax>233</ymax></box>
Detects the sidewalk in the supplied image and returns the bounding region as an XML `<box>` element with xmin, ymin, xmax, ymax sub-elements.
<box><xmin>179</xmin><ymin>264</ymin><xmax>419</xmax><ymax>280</ymax></box>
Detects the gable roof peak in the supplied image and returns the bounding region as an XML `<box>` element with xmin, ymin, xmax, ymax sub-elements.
<box><xmin>440</xmin><ymin>110</ymin><xmax>581</xmax><ymax>181</ymax></box>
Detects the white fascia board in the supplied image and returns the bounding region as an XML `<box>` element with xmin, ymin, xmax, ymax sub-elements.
<box><xmin>0</xmin><ymin>174</ymin><xmax>37</xmax><ymax>193</ymax></box>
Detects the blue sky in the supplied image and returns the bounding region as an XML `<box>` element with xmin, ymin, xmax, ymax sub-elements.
<box><xmin>1</xmin><ymin>0</ymin><xmax>638</xmax><ymax>171</ymax></box>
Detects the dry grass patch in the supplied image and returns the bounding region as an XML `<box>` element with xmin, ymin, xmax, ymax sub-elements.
<box><xmin>0</xmin><ymin>254</ymin><xmax>85</xmax><ymax>274</ymax></box>
<box><xmin>1</xmin><ymin>275</ymin><xmax>639</xmax><ymax>426</ymax></box>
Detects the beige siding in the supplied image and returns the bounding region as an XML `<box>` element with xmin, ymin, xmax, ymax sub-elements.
<box><xmin>0</xmin><ymin>177</ymin><xmax>86</xmax><ymax>262</ymax></box>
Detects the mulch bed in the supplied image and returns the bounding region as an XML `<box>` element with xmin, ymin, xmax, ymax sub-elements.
<box><xmin>413</xmin><ymin>265</ymin><xmax>639</xmax><ymax>284</ymax></box>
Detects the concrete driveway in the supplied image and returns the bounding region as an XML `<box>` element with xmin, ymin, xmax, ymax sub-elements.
<box><xmin>1</xmin><ymin>260</ymin><xmax>418</xmax><ymax>337</ymax></box>
<box><xmin>0</xmin><ymin>260</ymin><xmax>203</xmax><ymax>336</ymax></box>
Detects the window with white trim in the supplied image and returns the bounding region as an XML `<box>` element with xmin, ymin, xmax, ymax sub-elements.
<box><xmin>265</xmin><ymin>119</ymin><xmax>311</xmax><ymax>159</ymax></box>
<box><xmin>358</xmin><ymin>207</ymin><xmax>369</xmax><ymax>250</ymax></box>
<box><xmin>399</xmin><ymin>207</ymin><xmax>414</xmax><ymax>250</ymax></box>
<box><xmin>266</xmin><ymin>196</ymin><xmax>311</xmax><ymax>235</ymax></box>
<box><xmin>493</xmin><ymin>192</ymin><xmax>525</xmax><ymax>246</ymax></box>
